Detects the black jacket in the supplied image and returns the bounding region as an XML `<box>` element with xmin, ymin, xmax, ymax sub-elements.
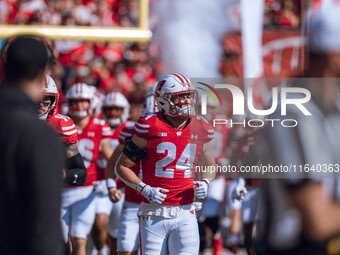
<box><xmin>0</xmin><ymin>85</ymin><xmax>65</xmax><ymax>255</ymax></box>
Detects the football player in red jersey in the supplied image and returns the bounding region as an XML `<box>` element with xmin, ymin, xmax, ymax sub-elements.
<box><xmin>62</xmin><ymin>83</ymin><xmax>113</xmax><ymax>255</ymax></box>
<box><xmin>37</xmin><ymin>75</ymin><xmax>87</xmax><ymax>186</ymax></box>
<box><xmin>105</xmin><ymin>83</ymin><xmax>158</xmax><ymax>255</ymax></box>
<box><xmin>115</xmin><ymin>74</ymin><xmax>216</xmax><ymax>255</ymax></box>
<box><xmin>94</xmin><ymin>91</ymin><xmax>133</xmax><ymax>255</ymax></box>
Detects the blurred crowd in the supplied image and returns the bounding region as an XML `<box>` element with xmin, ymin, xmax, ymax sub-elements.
<box><xmin>0</xmin><ymin>0</ymin><xmax>162</xmax><ymax>120</ymax></box>
<box><xmin>0</xmin><ymin>0</ymin><xmax>302</xmax><ymax>117</ymax></box>
<box><xmin>264</xmin><ymin>0</ymin><xmax>301</xmax><ymax>28</ymax></box>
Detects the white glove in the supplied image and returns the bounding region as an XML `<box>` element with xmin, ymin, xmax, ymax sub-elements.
<box><xmin>232</xmin><ymin>178</ymin><xmax>247</xmax><ymax>201</ymax></box>
<box><xmin>139</xmin><ymin>184</ymin><xmax>169</xmax><ymax>205</ymax></box>
<box><xmin>93</xmin><ymin>180</ymin><xmax>108</xmax><ymax>195</ymax></box>
<box><xmin>193</xmin><ymin>179</ymin><xmax>209</xmax><ymax>199</ymax></box>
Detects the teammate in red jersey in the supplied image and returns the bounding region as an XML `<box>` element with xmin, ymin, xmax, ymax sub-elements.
<box><xmin>61</xmin><ymin>83</ymin><xmax>113</xmax><ymax>255</ymax></box>
<box><xmin>115</xmin><ymin>74</ymin><xmax>216</xmax><ymax>254</ymax></box>
<box><xmin>94</xmin><ymin>91</ymin><xmax>133</xmax><ymax>255</ymax></box>
<box><xmin>105</xmin><ymin>83</ymin><xmax>158</xmax><ymax>255</ymax></box>
<box><xmin>37</xmin><ymin>75</ymin><xmax>87</xmax><ymax>186</ymax></box>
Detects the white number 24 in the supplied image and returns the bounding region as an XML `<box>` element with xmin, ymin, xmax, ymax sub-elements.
<box><xmin>155</xmin><ymin>142</ymin><xmax>197</xmax><ymax>178</ymax></box>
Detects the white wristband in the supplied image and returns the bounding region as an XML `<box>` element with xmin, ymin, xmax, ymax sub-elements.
<box><xmin>202</xmin><ymin>178</ymin><xmax>210</xmax><ymax>186</ymax></box>
<box><xmin>106</xmin><ymin>178</ymin><xmax>117</xmax><ymax>189</ymax></box>
<box><xmin>136</xmin><ymin>182</ymin><xmax>147</xmax><ymax>193</ymax></box>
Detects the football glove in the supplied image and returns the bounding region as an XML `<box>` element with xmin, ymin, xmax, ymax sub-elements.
<box><xmin>138</xmin><ymin>183</ymin><xmax>169</xmax><ymax>205</ymax></box>
<box><xmin>193</xmin><ymin>178</ymin><xmax>209</xmax><ymax>199</ymax></box>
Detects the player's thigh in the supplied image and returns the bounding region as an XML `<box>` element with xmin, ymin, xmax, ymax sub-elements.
<box><xmin>70</xmin><ymin>191</ymin><xmax>96</xmax><ymax>239</ymax></box>
<box><xmin>108</xmin><ymin>192</ymin><xmax>125</xmax><ymax>238</ymax></box>
<box><xmin>168</xmin><ymin>212</ymin><xmax>199</xmax><ymax>255</ymax></box>
<box><xmin>62</xmin><ymin>186</ymin><xmax>93</xmax><ymax>208</ymax></box>
<box><xmin>139</xmin><ymin>215</ymin><xmax>168</xmax><ymax>255</ymax></box>
<box><xmin>95</xmin><ymin>193</ymin><xmax>113</xmax><ymax>216</ymax></box>
<box><xmin>61</xmin><ymin>186</ymin><xmax>93</xmax><ymax>242</ymax></box>
<box><xmin>117</xmin><ymin>202</ymin><xmax>140</xmax><ymax>252</ymax></box>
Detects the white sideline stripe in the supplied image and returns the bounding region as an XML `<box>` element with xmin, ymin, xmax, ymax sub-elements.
<box><xmin>135</xmin><ymin>127</ymin><xmax>148</xmax><ymax>133</ymax></box>
<box><xmin>61</xmin><ymin>125</ymin><xmax>76</xmax><ymax>131</ymax></box>
<box><xmin>136</xmin><ymin>122</ymin><xmax>150</xmax><ymax>128</ymax></box>
<box><xmin>208</xmin><ymin>130</ymin><xmax>214</xmax><ymax>133</ymax></box>
<box><xmin>207</xmin><ymin>135</ymin><xmax>215</xmax><ymax>138</ymax></box>
<box><xmin>63</xmin><ymin>130</ymin><xmax>77</xmax><ymax>136</ymax></box>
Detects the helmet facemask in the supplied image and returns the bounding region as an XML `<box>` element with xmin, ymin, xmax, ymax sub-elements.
<box><xmin>103</xmin><ymin>106</ymin><xmax>124</xmax><ymax>128</ymax></box>
<box><xmin>37</xmin><ymin>95</ymin><xmax>58</xmax><ymax>120</ymax></box>
<box><xmin>164</xmin><ymin>90</ymin><xmax>198</xmax><ymax>117</ymax></box>
<box><xmin>69</xmin><ymin>99</ymin><xmax>91</xmax><ymax>119</ymax></box>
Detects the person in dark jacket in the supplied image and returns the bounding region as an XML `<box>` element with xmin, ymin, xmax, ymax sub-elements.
<box><xmin>0</xmin><ymin>37</ymin><xmax>65</xmax><ymax>255</ymax></box>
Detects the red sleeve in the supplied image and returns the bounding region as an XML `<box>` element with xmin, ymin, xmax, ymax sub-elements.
<box><xmin>134</xmin><ymin>113</ymin><xmax>155</xmax><ymax>139</ymax></box>
<box><xmin>59</xmin><ymin>117</ymin><xmax>78</xmax><ymax>144</ymax></box>
<box><xmin>119</xmin><ymin>126</ymin><xmax>135</xmax><ymax>145</ymax></box>
<box><xmin>199</xmin><ymin>116</ymin><xmax>215</xmax><ymax>142</ymax></box>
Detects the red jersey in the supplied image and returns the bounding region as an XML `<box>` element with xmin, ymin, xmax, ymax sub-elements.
<box><xmin>96</xmin><ymin>121</ymin><xmax>134</xmax><ymax>181</ymax></box>
<box><xmin>77</xmin><ymin>117</ymin><xmax>112</xmax><ymax>186</ymax></box>
<box><xmin>48</xmin><ymin>114</ymin><xmax>78</xmax><ymax>144</ymax></box>
<box><xmin>118</xmin><ymin>125</ymin><xmax>143</xmax><ymax>204</ymax></box>
<box><xmin>134</xmin><ymin>112</ymin><xmax>215</xmax><ymax>206</ymax></box>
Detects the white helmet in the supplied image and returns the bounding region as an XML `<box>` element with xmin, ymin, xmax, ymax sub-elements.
<box><xmin>91</xmin><ymin>88</ymin><xmax>105</xmax><ymax>117</ymax></box>
<box><xmin>65</xmin><ymin>83</ymin><xmax>95</xmax><ymax>118</ymax></box>
<box><xmin>155</xmin><ymin>73</ymin><xmax>198</xmax><ymax>117</ymax></box>
<box><xmin>141</xmin><ymin>82</ymin><xmax>159</xmax><ymax>115</ymax></box>
<box><xmin>39</xmin><ymin>75</ymin><xmax>59</xmax><ymax>120</ymax></box>
<box><xmin>102</xmin><ymin>92</ymin><xmax>130</xmax><ymax>127</ymax></box>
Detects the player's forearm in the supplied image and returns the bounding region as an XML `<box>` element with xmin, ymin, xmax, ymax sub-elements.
<box><xmin>115</xmin><ymin>153</ymin><xmax>142</xmax><ymax>190</ymax></box>
<box><xmin>101</xmin><ymin>138</ymin><xmax>114</xmax><ymax>160</ymax></box>
<box><xmin>197</xmin><ymin>155</ymin><xmax>216</xmax><ymax>182</ymax></box>
<box><xmin>200</xmin><ymin>172</ymin><xmax>216</xmax><ymax>183</ymax></box>
<box><xmin>105</xmin><ymin>144</ymin><xmax>123</xmax><ymax>179</ymax></box>
<box><xmin>197</xmin><ymin>141</ymin><xmax>216</xmax><ymax>182</ymax></box>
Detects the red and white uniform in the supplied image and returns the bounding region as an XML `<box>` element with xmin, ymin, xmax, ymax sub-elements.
<box><xmin>136</xmin><ymin>112</ymin><xmax>214</xmax><ymax>255</ymax></box>
<box><xmin>135</xmin><ymin>112</ymin><xmax>214</xmax><ymax>206</ymax></box>
<box><xmin>60</xmin><ymin>117</ymin><xmax>111</xmax><ymax>242</ymax></box>
<box><xmin>77</xmin><ymin>117</ymin><xmax>112</xmax><ymax>187</ymax></box>
<box><xmin>48</xmin><ymin>113</ymin><xmax>78</xmax><ymax>144</ymax></box>
<box><xmin>96</xmin><ymin>121</ymin><xmax>134</xmax><ymax>182</ymax></box>
<box><xmin>108</xmin><ymin>121</ymin><xmax>140</xmax><ymax>239</ymax></box>
<box><xmin>118</xmin><ymin>125</ymin><xmax>143</xmax><ymax>204</ymax></box>
<box><xmin>116</xmin><ymin>125</ymin><xmax>143</xmax><ymax>252</ymax></box>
